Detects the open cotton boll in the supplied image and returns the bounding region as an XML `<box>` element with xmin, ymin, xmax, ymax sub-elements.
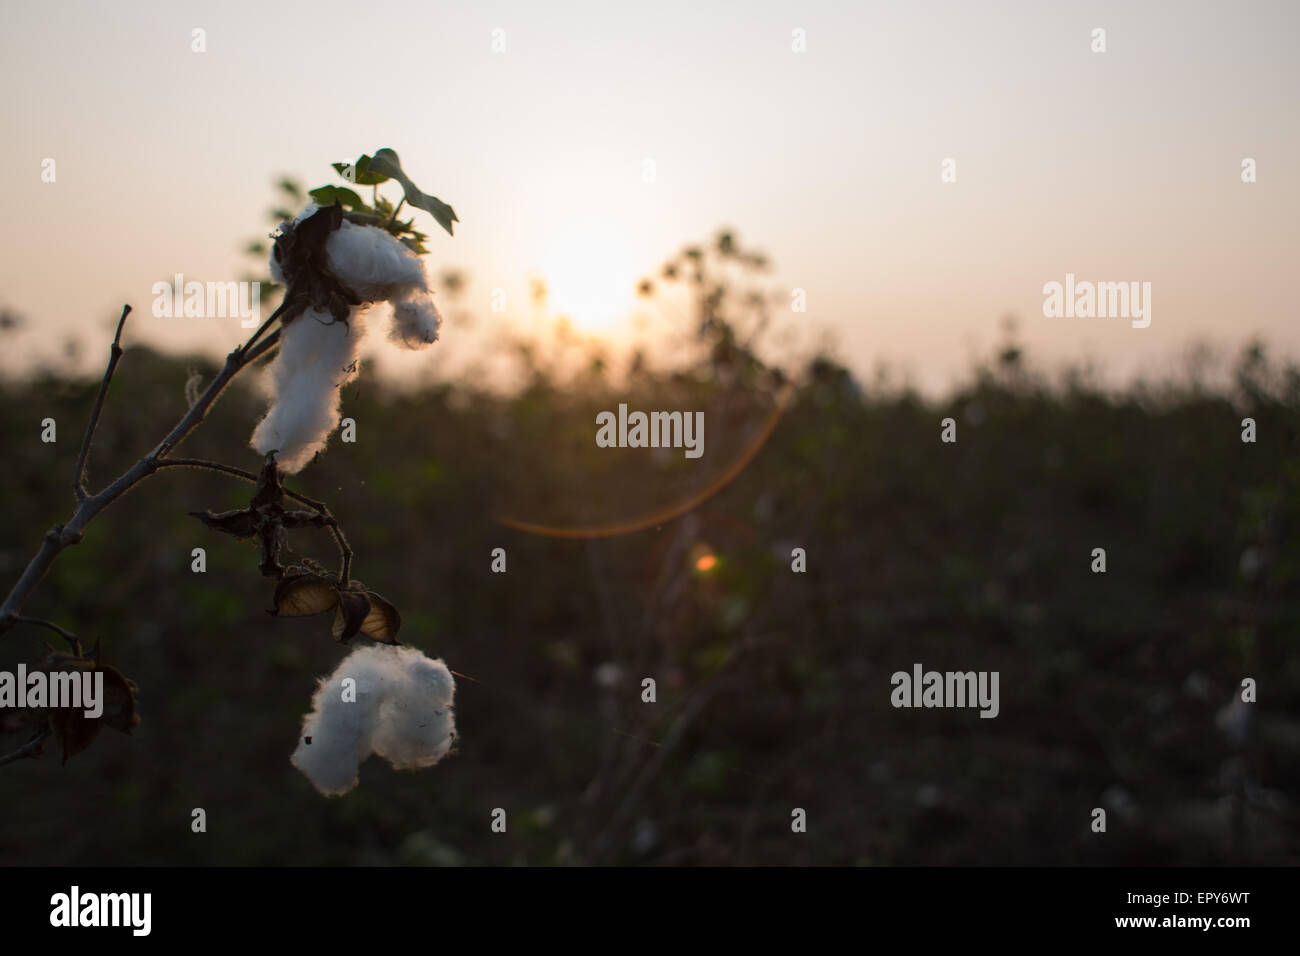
<box><xmin>388</xmin><ymin>293</ymin><xmax>442</xmax><ymax>350</ymax></box>
<box><xmin>325</xmin><ymin>219</ymin><xmax>429</xmax><ymax>300</ymax></box>
<box><xmin>291</xmin><ymin>644</ymin><xmax>458</xmax><ymax>796</ymax></box>
<box><xmin>249</xmin><ymin>307</ymin><xmax>367</xmax><ymax>474</ymax></box>
<box><xmin>371</xmin><ymin>648</ymin><xmax>457</xmax><ymax>769</ymax></box>
<box><xmin>270</xmin><ymin>204</ymin><xmax>429</xmax><ymax>301</ymax></box>
<box><xmin>253</xmin><ymin>204</ymin><xmax>443</xmax><ymax>472</ymax></box>
<box><xmin>290</xmin><ymin>650</ymin><xmax>396</xmax><ymax>797</ymax></box>
<box><xmin>321</xmin><ymin>220</ymin><xmax>443</xmax><ymax>350</ymax></box>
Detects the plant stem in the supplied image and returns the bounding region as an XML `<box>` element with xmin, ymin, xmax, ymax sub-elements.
<box><xmin>0</xmin><ymin>729</ymin><xmax>50</xmax><ymax>768</ymax></box>
<box><xmin>0</xmin><ymin>305</ymin><xmax>289</xmax><ymax>640</ymax></box>
<box><xmin>73</xmin><ymin>305</ymin><xmax>131</xmax><ymax>501</ymax></box>
<box><xmin>6</xmin><ymin>615</ymin><xmax>79</xmax><ymax>650</ymax></box>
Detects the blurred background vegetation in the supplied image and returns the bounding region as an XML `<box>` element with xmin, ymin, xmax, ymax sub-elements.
<box><xmin>0</xmin><ymin>212</ymin><xmax>1297</xmax><ymax>866</ymax></box>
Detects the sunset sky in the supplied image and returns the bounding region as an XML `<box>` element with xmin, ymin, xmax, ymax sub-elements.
<box><xmin>1</xmin><ymin>0</ymin><xmax>1296</xmax><ymax>392</ymax></box>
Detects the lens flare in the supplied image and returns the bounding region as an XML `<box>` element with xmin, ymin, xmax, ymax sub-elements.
<box><xmin>494</xmin><ymin>385</ymin><xmax>793</xmax><ymax>539</ymax></box>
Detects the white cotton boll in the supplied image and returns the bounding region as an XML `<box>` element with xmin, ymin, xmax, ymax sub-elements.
<box><xmin>250</xmin><ymin>307</ymin><xmax>367</xmax><ymax>473</ymax></box>
<box><xmin>269</xmin><ymin>205</ymin><xmax>429</xmax><ymax>302</ymax></box>
<box><xmin>255</xmin><ymin>205</ymin><xmax>440</xmax><ymax>473</ymax></box>
<box><xmin>371</xmin><ymin>648</ymin><xmax>457</xmax><ymax>769</ymax></box>
<box><xmin>388</xmin><ymin>293</ymin><xmax>442</xmax><ymax>350</ymax></box>
<box><xmin>290</xmin><ymin>650</ymin><xmax>395</xmax><ymax>797</ymax></box>
<box><xmin>326</xmin><ymin>219</ymin><xmax>429</xmax><ymax>301</ymax></box>
<box><xmin>291</xmin><ymin>645</ymin><xmax>458</xmax><ymax>796</ymax></box>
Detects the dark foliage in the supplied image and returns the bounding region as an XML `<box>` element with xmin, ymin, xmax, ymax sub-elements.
<box><xmin>1</xmin><ymin>325</ymin><xmax>1296</xmax><ymax>865</ymax></box>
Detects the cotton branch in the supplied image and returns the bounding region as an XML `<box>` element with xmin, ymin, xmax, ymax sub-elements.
<box><xmin>0</xmin><ymin>214</ymin><xmax>388</xmax><ymax>651</ymax></box>
<box><xmin>73</xmin><ymin>305</ymin><xmax>131</xmax><ymax>502</ymax></box>
<box><xmin>5</xmin><ymin>615</ymin><xmax>79</xmax><ymax>651</ymax></box>
<box><xmin>0</xmin><ymin>729</ymin><xmax>50</xmax><ymax>769</ymax></box>
<box><xmin>0</xmin><ymin>301</ymin><xmax>291</xmax><ymax>641</ymax></box>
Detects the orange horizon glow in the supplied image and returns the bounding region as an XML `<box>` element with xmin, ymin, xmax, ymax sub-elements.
<box><xmin>1</xmin><ymin>1</ymin><xmax>1296</xmax><ymax>396</ymax></box>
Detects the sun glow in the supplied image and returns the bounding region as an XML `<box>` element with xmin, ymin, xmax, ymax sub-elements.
<box><xmin>536</xmin><ymin>224</ymin><xmax>641</xmax><ymax>333</ymax></box>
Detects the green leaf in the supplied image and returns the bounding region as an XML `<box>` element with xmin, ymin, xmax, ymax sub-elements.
<box><xmin>332</xmin><ymin>154</ymin><xmax>389</xmax><ymax>186</ymax></box>
<box><xmin>367</xmin><ymin>148</ymin><xmax>459</xmax><ymax>237</ymax></box>
<box><xmin>309</xmin><ymin>185</ymin><xmax>367</xmax><ymax>210</ymax></box>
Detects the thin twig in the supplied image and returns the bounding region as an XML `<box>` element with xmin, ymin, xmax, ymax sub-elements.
<box><xmin>153</xmin><ymin>458</ymin><xmax>260</xmax><ymax>483</ymax></box>
<box><xmin>6</xmin><ymin>614</ymin><xmax>78</xmax><ymax>650</ymax></box>
<box><xmin>0</xmin><ymin>302</ymin><xmax>294</xmax><ymax>640</ymax></box>
<box><xmin>238</xmin><ymin>297</ymin><xmax>291</xmax><ymax>359</ymax></box>
<box><xmin>153</xmin><ymin>457</ymin><xmax>334</xmax><ymax>514</ymax></box>
<box><xmin>242</xmin><ymin>327</ymin><xmax>283</xmax><ymax>366</ymax></box>
<box><xmin>328</xmin><ymin>520</ymin><xmax>352</xmax><ymax>585</ymax></box>
<box><xmin>73</xmin><ymin>305</ymin><xmax>131</xmax><ymax>501</ymax></box>
<box><xmin>0</xmin><ymin>729</ymin><xmax>51</xmax><ymax>769</ymax></box>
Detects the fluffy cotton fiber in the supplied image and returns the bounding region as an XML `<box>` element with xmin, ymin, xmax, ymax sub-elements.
<box><xmin>291</xmin><ymin>644</ymin><xmax>457</xmax><ymax>796</ymax></box>
<box><xmin>249</xmin><ymin>306</ymin><xmax>367</xmax><ymax>474</ymax></box>
<box><xmin>251</xmin><ymin>205</ymin><xmax>443</xmax><ymax>473</ymax></box>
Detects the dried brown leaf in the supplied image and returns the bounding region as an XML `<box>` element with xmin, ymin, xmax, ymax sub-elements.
<box><xmin>272</xmin><ymin>573</ymin><xmax>340</xmax><ymax>617</ymax></box>
<box><xmin>359</xmin><ymin>591</ymin><xmax>402</xmax><ymax>643</ymax></box>
<box><xmin>331</xmin><ymin>590</ymin><xmax>371</xmax><ymax>642</ymax></box>
<box><xmin>189</xmin><ymin>509</ymin><xmax>257</xmax><ymax>539</ymax></box>
<box><xmin>98</xmin><ymin>664</ymin><xmax>140</xmax><ymax>734</ymax></box>
<box><xmin>48</xmin><ymin>707</ymin><xmax>101</xmax><ymax>765</ymax></box>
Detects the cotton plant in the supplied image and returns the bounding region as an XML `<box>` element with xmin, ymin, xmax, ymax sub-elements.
<box><xmin>0</xmin><ymin>149</ymin><xmax>461</xmax><ymax>794</ymax></box>
<box><xmin>252</xmin><ymin>149</ymin><xmax>453</xmax><ymax>473</ymax></box>
<box><xmin>249</xmin><ymin>149</ymin><xmax>461</xmax><ymax>792</ymax></box>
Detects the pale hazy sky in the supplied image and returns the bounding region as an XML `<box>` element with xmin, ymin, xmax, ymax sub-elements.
<box><xmin>1</xmin><ymin>0</ymin><xmax>1296</xmax><ymax>392</ymax></box>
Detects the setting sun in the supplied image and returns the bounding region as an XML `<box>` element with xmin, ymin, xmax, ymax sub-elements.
<box><xmin>537</xmin><ymin>220</ymin><xmax>641</xmax><ymax>333</ymax></box>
